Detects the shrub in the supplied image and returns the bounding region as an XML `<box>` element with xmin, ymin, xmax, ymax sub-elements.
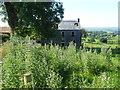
<box><xmin>1</xmin><ymin>35</ymin><xmax>119</xmax><ymax>88</ymax></box>
<box><xmin>0</xmin><ymin>42</ymin><xmax>9</xmax><ymax>59</ymax></box>
<box><xmin>0</xmin><ymin>34</ymin><xmax>10</xmax><ymax>42</ymax></box>
<box><xmin>100</xmin><ymin>38</ymin><xmax>107</xmax><ymax>43</ymax></box>
<box><xmin>87</xmin><ymin>37</ymin><xmax>95</xmax><ymax>43</ymax></box>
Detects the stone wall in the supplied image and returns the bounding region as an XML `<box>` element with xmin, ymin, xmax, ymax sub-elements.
<box><xmin>49</xmin><ymin>30</ymin><xmax>82</xmax><ymax>47</ymax></box>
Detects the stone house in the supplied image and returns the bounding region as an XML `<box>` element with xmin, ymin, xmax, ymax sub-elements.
<box><xmin>48</xmin><ymin>18</ymin><xmax>82</xmax><ymax>47</ymax></box>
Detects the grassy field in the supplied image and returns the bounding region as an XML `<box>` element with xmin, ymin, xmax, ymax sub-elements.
<box><xmin>84</xmin><ymin>42</ymin><xmax>119</xmax><ymax>49</ymax></box>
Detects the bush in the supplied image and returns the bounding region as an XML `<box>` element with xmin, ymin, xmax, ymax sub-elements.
<box><xmin>0</xmin><ymin>42</ymin><xmax>9</xmax><ymax>59</ymax></box>
<box><xmin>0</xmin><ymin>34</ymin><xmax>10</xmax><ymax>42</ymax></box>
<box><xmin>87</xmin><ymin>37</ymin><xmax>95</xmax><ymax>43</ymax></box>
<box><xmin>100</xmin><ymin>38</ymin><xmax>107</xmax><ymax>43</ymax></box>
<box><xmin>1</xmin><ymin>35</ymin><xmax>119</xmax><ymax>88</ymax></box>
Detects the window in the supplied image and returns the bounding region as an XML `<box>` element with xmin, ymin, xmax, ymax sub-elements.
<box><xmin>73</xmin><ymin>40</ymin><xmax>75</xmax><ymax>43</ymax></box>
<box><xmin>61</xmin><ymin>42</ymin><xmax>65</xmax><ymax>46</ymax></box>
<box><xmin>61</xmin><ymin>40</ymin><xmax>65</xmax><ymax>46</ymax></box>
<box><xmin>71</xmin><ymin>40</ymin><xmax>75</xmax><ymax>43</ymax></box>
<box><xmin>61</xmin><ymin>32</ymin><xmax>64</xmax><ymax>36</ymax></box>
<box><xmin>72</xmin><ymin>32</ymin><xmax>75</xmax><ymax>37</ymax></box>
<box><xmin>54</xmin><ymin>24</ymin><xmax>58</xmax><ymax>29</ymax></box>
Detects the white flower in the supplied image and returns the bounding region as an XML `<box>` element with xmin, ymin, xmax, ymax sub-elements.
<box><xmin>108</xmin><ymin>77</ymin><xmax>110</xmax><ymax>80</ymax></box>
<box><xmin>101</xmin><ymin>74</ymin><xmax>107</xmax><ymax>81</ymax></box>
<box><xmin>46</xmin><ymin>78</ymin><xmax>48</xmax><ymax>80</ymax></box>
<box><xmin>64</xmin><ymin>86</ymin><xmax>68</xmax><ymax>88</ymax></box>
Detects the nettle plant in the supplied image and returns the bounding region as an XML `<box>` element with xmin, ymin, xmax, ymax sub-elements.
<box><xmin>1</xmin><ymin>35</ymin><xmax>119</xmax><ymax>88</ymax></box>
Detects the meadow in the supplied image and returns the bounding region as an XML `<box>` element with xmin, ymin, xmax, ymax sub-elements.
<box><xmin>0</xmin><ymin>35</ymin><xmax>119</xmax><ymax>88</ymax></box>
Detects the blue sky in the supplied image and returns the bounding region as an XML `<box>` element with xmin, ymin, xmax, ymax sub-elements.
<box><xmin>0</xmin><ymin>0</ymin><xmax>119</xmax><ymax>27</ymax></box>
<box><xmin>62</xmin><ymin>0</ymin><xmax>119</xmax><ymax>27</ymax></box>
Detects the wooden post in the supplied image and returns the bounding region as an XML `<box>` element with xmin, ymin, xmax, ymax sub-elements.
<box><xmin>24</xmin><ymin>73</ymin><xmax>32</xmax><ymax>85</ymax></box>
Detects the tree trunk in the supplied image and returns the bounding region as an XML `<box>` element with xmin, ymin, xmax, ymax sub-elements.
<box><xmin>4</xmin><ymin>2</ymin><xmax>18</xmax><ymax>32</ymax></box>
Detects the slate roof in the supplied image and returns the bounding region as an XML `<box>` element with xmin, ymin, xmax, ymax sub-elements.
<box><xmin>58</xmin><ymin>20</ymin><xmax>81</xmax><ymax>30</ymax></box>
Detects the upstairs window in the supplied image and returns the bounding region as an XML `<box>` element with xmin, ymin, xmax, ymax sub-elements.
<box><xmin>61</xmin><ymin>32</ymin><xmax>64</xmax><ymax>36</ymax></box>
<box><xmin>72</xmin><ymin>32</ymin><xmax>75</xmax><ymax>37</ymax></box>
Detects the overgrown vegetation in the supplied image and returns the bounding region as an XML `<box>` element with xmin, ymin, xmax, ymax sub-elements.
<box><xmin>0</xmin><ymin>34</ymin><xmax>10</xmax><ymax>42</ymax></box>
<box><xmin>0</xmin><ymin>35</ymin><xmax>119</xmax><ymax>88</ymax></box>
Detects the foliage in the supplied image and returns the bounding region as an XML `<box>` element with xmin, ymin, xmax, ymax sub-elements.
<box><xmin>0</xmin><ymin>42</ymin><xmax>8</xmax><ymax>59</ymax></box>
<box><xmin>86</xmin><ymin>31</ymin><xmax>118</xmax><ymax>43</ymax></box>
<box><xmin>0</xmin><ymin>2</ymin><xmax>64</xmax><ymax>39</ymax></box>
<box><xmin>0</xmin><ymin>2</ymin><xmax>8</xmax><ymax>23</ymax></box>
<box><xmin>82</xmin><ymin>28</ymin><xmax>87</xmax><ymax>38</ymax></box>
<box><xmin>83</xmin><ymin>30</ymin><xmax>119</xmax><ymax>52</ymax></box>
<box><xmin>87</xmin><ymin>37</ymin><xmax>95</xmax><ymax>43</ymax></box>
<box><xmin>0</xmin><ymin>34</ymin><xmax>10</xmax><ymax>42</ymax></box>
<box><xmin>1</xmin><ymin>35</ymin><xmax>119</xmax><ymax>88</ymax></box>
<box><xmin>100</xmin><ymin>38</ymin><xmax>107</xmax><ymax>43</ymax></box>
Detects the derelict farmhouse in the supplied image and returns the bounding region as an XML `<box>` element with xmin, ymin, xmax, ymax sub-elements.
<box><xmin>0</xmin><ymin>18</ymin><xmax>82</xmax><ymax>47</ymax></box>
<box><xmin>48</xmin><ymin>18</ymin><xmax>82</xmax><ymax>47</ymax></box>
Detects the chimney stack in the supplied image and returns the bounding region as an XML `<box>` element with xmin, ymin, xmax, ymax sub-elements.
<box><xmin>78</xmin><ymin>18</ymin><xmax>80</xmax><ymax>23</ymax></box>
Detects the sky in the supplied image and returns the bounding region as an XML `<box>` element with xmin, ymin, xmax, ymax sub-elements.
<box><xmin>62</xmin><ymin>0</ymin><xmax>119</xmax><ymax>27</ymax></box>
<box><xmin>0</xmin><ymin>0</ymin><xmax>119</xmax><ymax>27</ymax></box>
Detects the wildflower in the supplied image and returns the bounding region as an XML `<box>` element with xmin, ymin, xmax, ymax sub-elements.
<box><xmin>101</xmin><ymin>74</ymin><xmax>107</xmax><ymax>81</ymax></box>
<box><xmin>46</xmin><ymin>78</ymin><xmax>48</xmax><ymax>80</ymax></box>
<box><xmin>108</xmin><ymin>77</ymin><xmax>110</xmax><ymax>80</ymax></box>
<box><xmin>64</xmin><ymin>86</ymin><xmax>68</xmax><ymax>88</ymax></box>
<box><xmin>0</xmin><ymin>62</ymin><xmax>4</xmax><ymax>64</ymax></box>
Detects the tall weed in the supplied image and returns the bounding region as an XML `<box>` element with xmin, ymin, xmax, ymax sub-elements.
<box><xmin>1</xmin><ymin>35</ymin><xmax>118</xmax><ymax>88</ymax></box>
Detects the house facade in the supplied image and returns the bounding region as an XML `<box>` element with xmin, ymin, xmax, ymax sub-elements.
<box><xmin>49</xmin><ymin>19</ymin><xmax>82</xmax><ymax>47</ymax></box>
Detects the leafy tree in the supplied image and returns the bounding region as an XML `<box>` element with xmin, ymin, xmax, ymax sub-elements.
<box><xmin>100</xmin><ymin>38</ymin><xmax>107</xmax><ymax>43</ymax></box>
<box><xmin>88</xmin><ymin>37</ymin><xmax>95</xmax><ymax>42</ymax></box>
<box><xmin>81</xmin><ymin>28</ymin><xmax>87</xmax><ymax>38</ymax></box>
<box><xmin>0</xmin><ymin>2</ymin><xmax>64</xmax><ymax>39</ymax></box>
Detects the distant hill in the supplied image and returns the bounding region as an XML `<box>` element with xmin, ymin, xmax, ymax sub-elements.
<box><xmin>83</xmin><ymin>27</ymin><xmax>118</xmax><ymax>32</ymax></box>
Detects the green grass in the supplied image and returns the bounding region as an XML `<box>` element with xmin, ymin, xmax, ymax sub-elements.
<box><xmin>84</xmin><ymin>42</ymin><xmax>119</xmax><ymax>49</ymax></box>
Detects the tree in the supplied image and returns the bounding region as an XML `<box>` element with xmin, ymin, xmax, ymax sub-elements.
<box><xmin>88</xmin><ymin>37</ymin><xmax>95</xmax><ymax>42</ymax></box>
<box><xmin>81</xmin><ymin>28</ymin><xmax>87</xmax><ymax>38</ymax></box>
<box><xmin>100</xmin><ymin>38</ymin><xmax>107</xmax><ymax>43</ymax></box>
<box><xmin>4</xmin><ymin>2</ymin><xmax>18</xmax><ymax>31</ymax></box>
<box><xmin>0</xmin><ymin>2</ymin><xmax>64</xmax><ymax>39</ymax></box>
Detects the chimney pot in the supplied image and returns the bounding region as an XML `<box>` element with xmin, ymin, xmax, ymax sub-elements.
<box><xmin>78</xmin><ymin>18</ymin><xmax>80</xmax><ymax>23</ymax></box>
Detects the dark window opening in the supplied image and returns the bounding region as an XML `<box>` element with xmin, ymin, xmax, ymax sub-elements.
<box><xmin>73</xmin><ymin>40</ymin><xmax>75</xmax><ymax>43</ymax></box>
<box><xmin>72</xmin><ymin>32</ymin><xmax>75</xmax><ymax>37</ymax></box>
<box><xmin>61</xmin><ymin>40</ymin><xmax>65</xmax><ymax>46</ymax></box>
<box><xmin>56</xmin><ymin>24</ymin><xmax>58</xmax><ymax>28</ymax></box>
<box><xmin>61</xmin><ymin>32</ymin><xmax>64</xmax><ymax>36</ymax></box>
<box><xmin>62</xmin><ymin>39</ymin><xmax>64</xmax><ymax>42</ymax></box>
<box><xmin>71</xmin><ymin>40</ymin><xmax>75</xmax><ymax>43</ymax></box>
<box><xmin>61</xmin><ymin>42</ymin><xmax>65</xmax><ymax>46</ymax></box>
